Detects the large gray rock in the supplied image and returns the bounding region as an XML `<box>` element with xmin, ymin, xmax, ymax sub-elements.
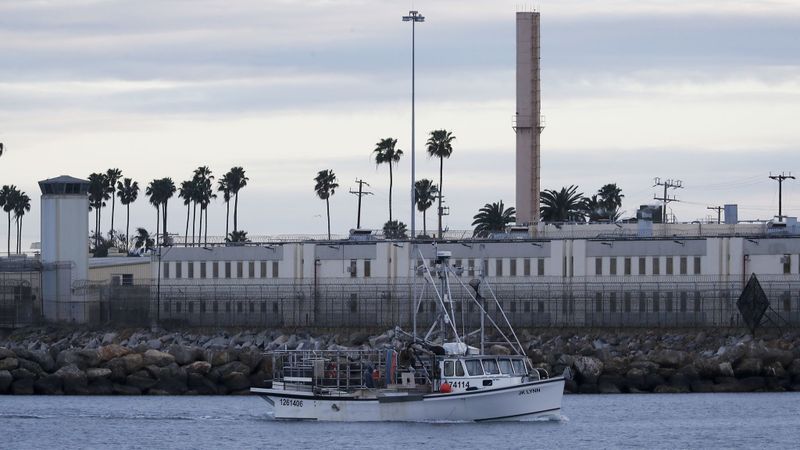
<box><xmin>222</xmin><ymin>372</ymin><xmax>250</xmax><ymax>391</ymax></box>
<box><xmin>103</xmin><ymin>358</ymin><xmax>129</xmax><ymax>382</ymax></box>
<box><xmin>11</xmin><ymin>367</ymin><xmax>37</xmax><ymax>380</ymax></box>
<box><xmin>86</xmin><ymin>378</ymin><xmax>114</xmax><ymax>395</ymax></box>
<box><xmin>101</xmin><ymin>332</ymin><xmax>118</xmax><ymax>345</ymax></box>
<box><xmin>213</xmin><ymin>361</ymin><xmax>251</xmax><ymax>379</ymax></box>
<box><xmin>142</xmin><ymin>349</ymin><xmax>175</xmax><ymax>367</ymax></box>
<box><xmin>126</xmin><ymin>372</ymin><xmax>157</xmax><ymax>391</ymax></box>
<box><xmin>0</xmin><ymin>370</ymin><xmax>13</xmax><ymax>393</ymax></box>
<box><xmin>17</xmin><ymin>358</ymin><xmax>45</xmax><ymax>377</ymax></box>
<box><xmin>187</xmin><ymin>373</ymin><xmax>218</xmax><ymax>395</ymax></box>
<box><xmin>573</xmin><ymin>356</ymin><xmax>603</xmax><ymax>384</ymax></box>
<box><xmin>11</xmin><ymin>378</ymin><xmax>35</xmax><ymax>395</ymax></box>
<box><xmin>34</xmin><ymin>374</ymin><xmax>63</xmax><ymax>395</ymax></box>
<box><xmin>86</xmin><ymin>368</ymin><xmax>112</xmax><ymax>380</ymax></box>
<box><xmin>249</xmin><ymin>371</ymin><xmax>271</xmax><ymax>389</ymax></box>
<box><xmin>734</xmin><ymin>358</ymin><xmax>763</xmax><ymax>378</ymax></box>
<box><xmin>167</xmin><ymin>344</ymin><xmax>199</xmax><ymax>366</ymax></box>
<box><xmin>788</xmin><ymin>359</ymin><xmax>800</xmax><ymax>377</ymax></box>
<box><xmin>15</xmin><ymin>349</ymin><xmax>56</xmax><ymax>373</ymax></box>
<box><xmin>763</xmin><ymin>361</ymin><xmax>786</xmax><ymax>378</ymax></box>
<box><xmin>349</xmin><ymin>332</ymin><xmax>370</xmax><ymax>346</ymax></box>
<box><xmin>238</xmin><ymin>350</ymin><xmax>264</xmax><ymax>371</ymax></box>
<box><xmin>650</xmin><ymin>350</ymin><xmax>691</xmax><ymax>369</ymax></box>
<box><xmin>55</xmin><ymin>364</ymin><xmax>88</xmax><ymax>394</ymax></box>
<box><xmin>56</xmin><ymin>349</ymin><xmax>100</xmax><ymax>370</ymax></box>
<box><xmin>0</xmin><ymin>357</ymin><xmax>19</xmax><ymax>371</ymax></box>
<box><xmin>0</xmin><ymin>348</ymin><xmax>15</xmax><ymax>359</ymax></box>
<box><xmin>98</xmin><ymin>344</ymin><xmax>131</xmax><ymax>362</ymax></box>
<box><xmin>184</xmin><ymin>361</ymin><xmax>212</xmax><ymax>375</ymax></box>
<box><xmin>207</xmin><ymin>350</ymin><xmax>232</xmax><ymax>367</ymax></box>
<box><xmin>121</xmin><ymin>353</ymin><xmax>144</xmax><ymax>373</ymax></box>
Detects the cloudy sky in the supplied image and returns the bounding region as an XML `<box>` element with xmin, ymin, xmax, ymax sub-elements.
<box><xmin>2</xmin><ymin>0</ymin><xmax>800</xmax><ymax>247</ymax></box>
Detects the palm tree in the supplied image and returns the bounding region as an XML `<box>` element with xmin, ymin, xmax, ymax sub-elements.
<box><xmin>145</xmin><ymin>179</ymin><xmax>163</xmax><ymax>246</ymax></box>
<box><xmin>13</xmin><ymin>192</ymin><xmax>31</xmax><ymax>254</ymax></box>
<box><xmin>2</xmin><ymin>186</ymin><xmax>17</xmax><ymax>246</ymax></box>
<box><xmin>0</xmin><ymin>185</ymin><xmax>16</xmax><ymax>255</ymax></box>
<box><xmin>178</xmin><ymin>180</ymin><xmax>195</xmax><ymax>246</ymax></box>
<box><xmin>133</xmin><ymin>227</ymin><xmax>154</xmax><ymax>254</ymax></box>
<box><xmin>193</xmin><ymin>166</ymin><xmax>214</xmax><ymax>246</ymax></box>
<box><xmin>414</xmin><ymin>179</ymin><xmax>438</xmax><ymax>237</ymax></box>
<box><xmin>105</xmin><ymin>168</ymin><xmax>122</xmax><ymax>237</ymax></box>
<box><xmin>382</xmin><ymin>220</ymin><xmax>408</xmax><ymax>239</ymax></box>
<box><xmin>426</xmin><ymin>129</ymin><xmax>455</xmax><ymax>238</ymax></box>
<box><xmin>88</xmin><ymin>173</ymin><xmax>110</xmax><ymax>250</ymax></box>
<box><xmin>227</xmin><ymin>166</ymin><xmax>248</xmax><ymax>233</ymax></box>
<box><xmin>597</xmin><ymin>183</ymin><xmax>624</xmax><ymax>222</ymax></box>
<box><xmin>314</xmin><ymin>169</ymin><xmax>339</xmax><ymax>240</ymax></box>
<box><xmin>373</xmin><ymin>138</ymin><xmax>403</xmax><ymax>223</ymax></box>
<box><xmin>540</xmin><ymin>185</ymin><xmax>587</xmax><ymax>223</ymax></box>
<box><xmin>159</xmin><ymin>178</ymin><xmax>176</xmax><ymax>245</ymax></box>
<box><xmin>217</xmin><ymin>172</ymin><xmax>232</xmax><ymax>238</ymax></box>
<box><xmin>226</xmin><ymin>230</ymin><xmax>250</xmax><ymax>244</ymax></box>
<box><xmin>117</xmin><ymin>178</ymin><xmax>139</xmax><ymax>252</ymax></box>
<box><xmin>471</xmin><ymin>201</ymin><xmax>516</xmax><ymax>238</ymax></box>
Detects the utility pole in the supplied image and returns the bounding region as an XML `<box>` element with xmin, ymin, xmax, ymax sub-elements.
<box><xmin>707</xmin><ymin>206</ymin><xmax>723</xmax><ymax>224</ymax></box>
<box><xmin>349</xmin><ymin>179</ymin><xmax>372</xmax><ymax>229</ymax></box>
<box><xmin>653</xmin><ymin>178</ymin><xmax>683</xmax><ymax>223</ymax></box>
<box><xmin>403</xmin><ymin>10</ymin><xmax>424</xmax><ymax>241</ymax></box>
<box><xmin>769</xmin><ymin>172</ymin><xmax>795</xmax><ymax>220</ymax></box>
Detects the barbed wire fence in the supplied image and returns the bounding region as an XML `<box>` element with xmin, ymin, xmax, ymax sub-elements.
<box><xmin>28</xmin><ymin>276</ymin><xmax>800</xmax><ymax>330</ymax></box>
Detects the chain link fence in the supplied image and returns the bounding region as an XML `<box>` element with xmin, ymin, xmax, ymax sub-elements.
<box><xmin>26</xmin><ymin>276</ymin><xmax>799</xmax><ymax>329</ymax></box>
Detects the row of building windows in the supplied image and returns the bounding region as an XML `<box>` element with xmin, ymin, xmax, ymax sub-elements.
<box><xmin>594</xmin><ymin>256</ymin><xmax>702</xmax><ymax>276</ymax></box>
<box><xmin>417</xmin><ymin>258</ymin><xmax>547</xmax><ymax>278</ymax></box>
<box><xmin>163</xmin><ymin>261</ymin><xmax>280</xmax><ymax>279</ymax></box>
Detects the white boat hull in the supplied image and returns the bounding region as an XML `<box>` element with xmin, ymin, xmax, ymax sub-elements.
<box><xmin>251</xmin><ymin>377</ymin><xmax>564</xmax><ymax>422</ymax></box>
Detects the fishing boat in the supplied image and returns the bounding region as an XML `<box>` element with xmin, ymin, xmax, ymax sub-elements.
<box><xmin>251</xmin><ymin>250</ymin><xmax>565</xmax><ymax>421</ymax></box>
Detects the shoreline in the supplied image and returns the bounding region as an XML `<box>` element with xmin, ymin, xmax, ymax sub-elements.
<box><xmin>1</xmin><ymin>326</ymin><xmax>799</xmax><ymax>395</ymax></box>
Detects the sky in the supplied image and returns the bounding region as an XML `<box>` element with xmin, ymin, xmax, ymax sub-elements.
<box><xmin>2</xmin><ymin>0</ymin><xmax>800</xmax><ymax>248</ymax></box>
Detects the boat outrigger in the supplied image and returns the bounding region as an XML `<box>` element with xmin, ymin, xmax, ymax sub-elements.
<box><xmin>251</xmin><ymin>250</ymin><xmax>565</xmax><ymax>421</ymax></box>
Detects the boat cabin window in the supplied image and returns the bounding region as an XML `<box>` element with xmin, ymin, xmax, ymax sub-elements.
<box><xmin>444</xmin><ymin>360</ymin><xmax>455</xmax><ymax>377</ymax></box>
<box><xmin>444</xmin><ymin>360</ymin><xmax>466</xmax><ymax>377</ymax></box>
<box><xmin>464</xmin><ymin>359</ymin><xmax>484</xmax><ymax>376</ymax></box>
<box><xmin>455</xmin><ymin>360</ymin><xmax>465</xmax><ymax>376</ymax></box>
<box><xmin>482</xmin><ymin>359</ymin><xmax>500</xmax><ymax>375</ymax></box>
<box><xmin>498</xmin><ymin>358</ymin><xmax>513</xmax><ymax>375</ymax></box>
<box><xmin>511</xmin><ymin>358</ymin><xmax>527</xmax><ymax>375</ymax></box>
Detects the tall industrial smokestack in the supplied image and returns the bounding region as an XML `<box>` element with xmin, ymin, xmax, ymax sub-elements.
<box><xmin>514</xmin><ymin>12</ymin><xmax>542</xmax><ymax>225</ymax></box>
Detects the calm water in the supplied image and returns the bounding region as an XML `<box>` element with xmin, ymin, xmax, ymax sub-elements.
<box><xmin>2</xmin><ymin>393</ymin><xmax>798</xmax><ymax>449</ymax></box>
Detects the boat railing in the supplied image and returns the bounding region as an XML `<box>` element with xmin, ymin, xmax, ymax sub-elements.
<box><xmin>270</xmin><ymin>349</ymin><xmax>430</xmax><ymax>395</ymax></box>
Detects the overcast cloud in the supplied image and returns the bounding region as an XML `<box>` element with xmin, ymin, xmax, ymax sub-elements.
<box><xmin>1</xmin><ymin>0</ymin><xmax>799</xmax><ymax>247</ymax></box>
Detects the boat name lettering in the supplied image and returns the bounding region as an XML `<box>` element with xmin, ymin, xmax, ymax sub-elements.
<box><xmin>280</xmin><ymin>398</ymin><xmax>304</xmax><ymax>407</ymax></box>
<box><xmin>449</xmin><ymin>381</ymin><xmax>470</xmax><ymax>388</ymax></box>
<box><xmin>519</xmin><ymin>388</ymin><xmax>541</xmax><ymax>396</ymax></box>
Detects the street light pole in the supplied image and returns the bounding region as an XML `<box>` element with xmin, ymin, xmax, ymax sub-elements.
<box><xmin>403</xmin><ymin>10</ymin><xmax>424</xmax><ymax>240</ymax></box>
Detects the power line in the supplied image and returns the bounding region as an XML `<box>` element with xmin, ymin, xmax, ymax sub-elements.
<box><xmin>653</xmin><ymin>177</ymin><xmax>683</xmax><ymax>223</ymax></box>
<box><xmin>769</xmin><ymin>172</ymin><xmax>795</xmax><ymax>220</ymax></box>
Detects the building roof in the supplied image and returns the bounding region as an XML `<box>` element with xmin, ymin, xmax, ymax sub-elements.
<box><xmin>39</xmin><ymin>175</ymin><xmax>90</xmax><ymax>185</ymax></box>
<box><xmin>89</xmin><ymin>256</ymin><xmax>150</xmax><ymax>269</ymax></box>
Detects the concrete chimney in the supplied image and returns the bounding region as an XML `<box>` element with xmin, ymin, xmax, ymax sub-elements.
<box><xmin>514</xmin><ymin>12</ymin><xmax>542</xmax><ymax>225</ymax></box>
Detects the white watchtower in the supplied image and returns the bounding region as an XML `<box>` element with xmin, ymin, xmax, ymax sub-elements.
<box><xmin>38</xmin><ymin>175</ymin><xmax>90</xmax><ymax>322</ymax></box>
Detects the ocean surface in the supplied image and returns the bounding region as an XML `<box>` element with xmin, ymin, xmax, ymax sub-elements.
<box><xmin>3</xmin><ymin>393</ymin><xmax>798</xmax><ymax>449</ymax></box>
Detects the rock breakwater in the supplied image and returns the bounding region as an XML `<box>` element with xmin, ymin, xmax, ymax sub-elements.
<box><xmin>1</xmin><ymin>327</ymin><xmax>799</xmax><ymax>395</ymax></box>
